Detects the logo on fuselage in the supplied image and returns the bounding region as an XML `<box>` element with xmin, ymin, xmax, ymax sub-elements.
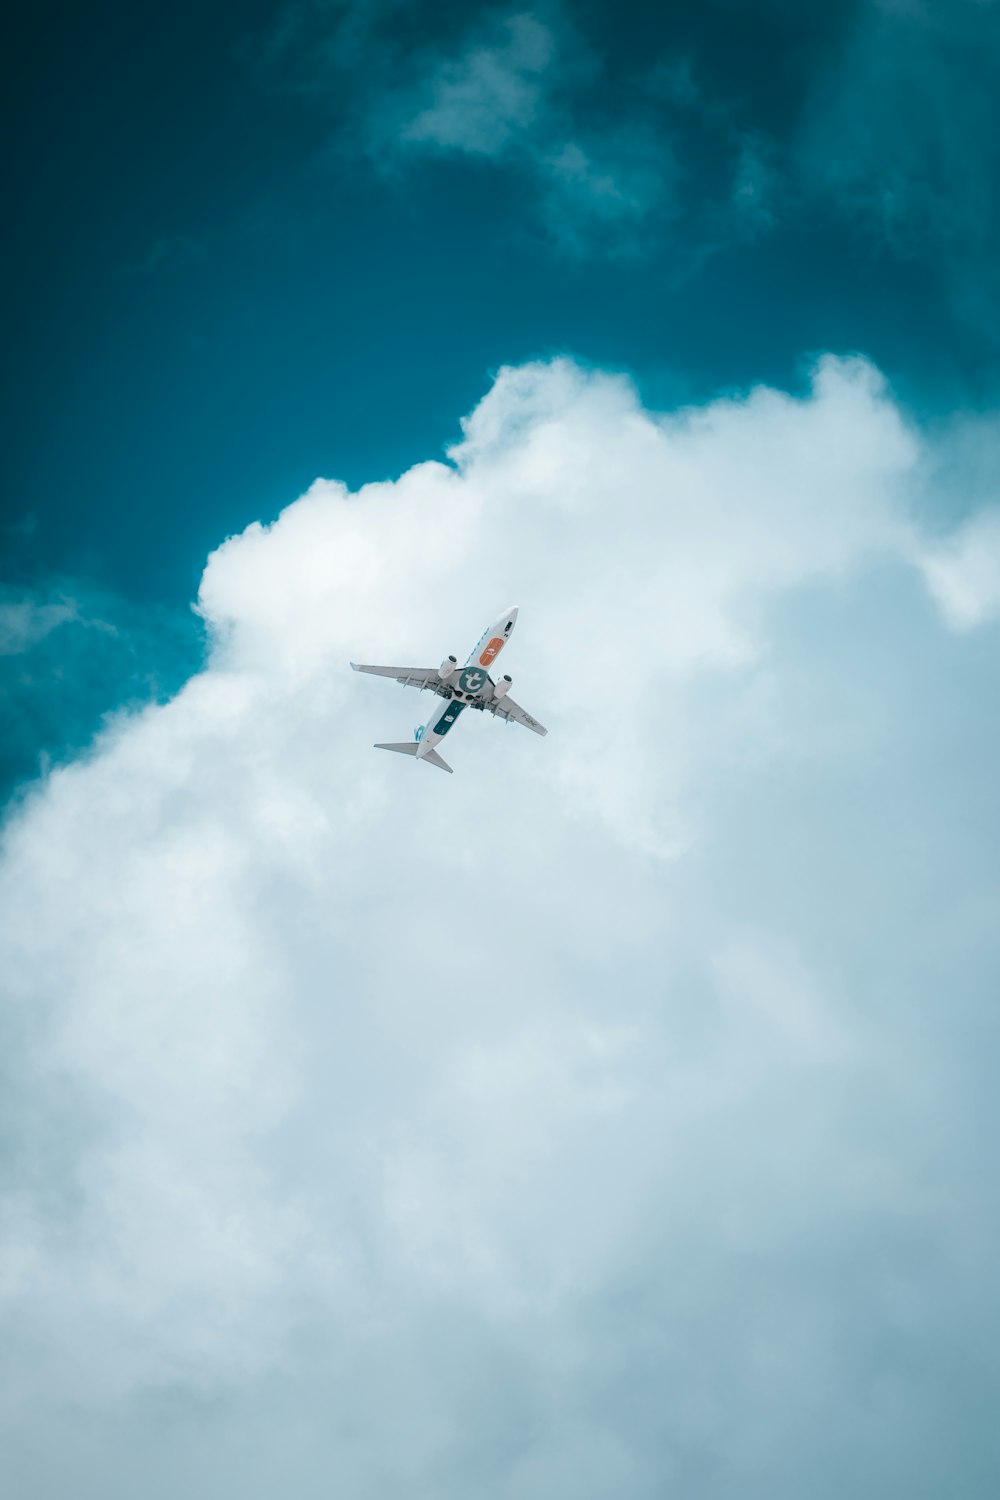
<box><xmin>458</xmin><ymin>667</ymin><xmax>487</xmax><ymax>695</ymax></box>
<box><xmin>479</xmin><ymin>637</ymin><xmax>505</xmax><ymax>666</ymax></box>
<box><xmin>434</xmin><ymin>701</ymin><xmax>467</xmax><ymax>736</ymax></box>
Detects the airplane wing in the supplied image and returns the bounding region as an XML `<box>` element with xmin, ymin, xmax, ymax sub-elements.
<box><xmin>485</xmin><ymin>693</ymin><xmax>548</xmax><ymax>736</ymax></box>
<box><xmin>350</xmin><ymin>663</ymin><xmax>448</xmax><ymax>695</ymax></box>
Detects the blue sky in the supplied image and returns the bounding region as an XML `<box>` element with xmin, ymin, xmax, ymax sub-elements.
<box><xmin>4</xmin><ymin>0</ymin><xmax>999</xmax><ymax>614</ymax></box>
<box><xmin>2</xmin><ymin>3</ymin><xmax>1000</xmax><ymax>1496</ymax></box>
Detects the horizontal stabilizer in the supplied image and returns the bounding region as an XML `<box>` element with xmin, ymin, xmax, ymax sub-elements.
<box><xmin>374</xmin><ymin>742</ymin><xmax>453</xmax><ymax>774</ymax></box>
<box><xmin>421</xmin><ymin>747</ymin><xmax>453</xmax><ymax>774</ymax></box>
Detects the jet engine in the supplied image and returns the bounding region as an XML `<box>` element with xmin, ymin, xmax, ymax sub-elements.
<box><xmin>493</xmin><ymin>674</ymin><xmax>512</xmax><ymax>699</ymax></box>
<box><xmin>439</xmin><ymin>655</ymin><xmax>457</xmax><ymax>680</ymax></box>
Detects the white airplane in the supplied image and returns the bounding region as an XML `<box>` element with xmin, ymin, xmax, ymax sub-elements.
<box><xmin>350</xmin><ymin>605</ymin><xmax>547</xmax><ymax>773</ymax></box>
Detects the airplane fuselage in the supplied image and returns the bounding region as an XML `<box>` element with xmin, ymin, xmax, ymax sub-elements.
<box><xmin>414</xmin><ymin>606</ymin><xmax>518</xmax><ymax>761</ymax></box>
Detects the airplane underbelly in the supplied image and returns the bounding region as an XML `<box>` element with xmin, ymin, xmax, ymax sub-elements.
<box><xmin>423</xmin><ymin>699</ymin><xmax>466</xmax><ymax>745</ymax></box>
<box><xmin>466</xmin><ymin>608</ymin><xmax>516</xmax><ymax>668</ymax></box>
<box><xmin>455</xmin><ymin>665</ymin><xmax>489</xmax><ymax>697</ymax></box>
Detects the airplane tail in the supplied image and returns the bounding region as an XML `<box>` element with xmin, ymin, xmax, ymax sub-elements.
<box><xmin>374</xmin><ymin>743</ymin><xmax>453</xmax><ymax>774</ymax></box>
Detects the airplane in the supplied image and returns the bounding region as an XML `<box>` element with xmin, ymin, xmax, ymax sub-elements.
<box><xmin>350</xmin><ymin>605</ymin><xmax>547</xmax><ymax>773</ymax></box>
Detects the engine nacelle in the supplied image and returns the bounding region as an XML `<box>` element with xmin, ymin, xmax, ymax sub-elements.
<box><xmin>438</xmin><ymin>655</ymin><xmax>457</xmax><ymax>680</ymax></box>
<box><xmin>493</xmin><ymin>674</ymin><xmax>512</xmax><ymax>700</ymax></box>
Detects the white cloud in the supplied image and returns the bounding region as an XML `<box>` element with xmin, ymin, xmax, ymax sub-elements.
<box><xmin>3</xmin><ymin>354</ymin><xmax>1000</xmax><ymax>1494</ymax></box>
<box><xmin>916</xmin><ymin>506</ymin><xmax>1000</xmax><ymax>628</ymax></box>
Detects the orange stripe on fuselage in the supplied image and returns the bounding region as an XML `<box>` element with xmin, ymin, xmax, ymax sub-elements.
<box><xmin>479</xmin><ymin>637</ymin><xmax>505</xmax><ymax>666</ymax></box>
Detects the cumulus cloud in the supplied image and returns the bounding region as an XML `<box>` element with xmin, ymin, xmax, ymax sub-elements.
<box><xmin>3</xmin><ymin>355</ymin><xmax>1000</xmax><ymax>1495</ymax></box>
<box><xmin>917</xmin><ymin>506</ymin><xmax>1000</xmax><ymax>628</ymax></box>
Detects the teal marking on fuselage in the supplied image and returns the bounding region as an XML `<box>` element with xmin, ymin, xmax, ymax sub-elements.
<box><xmin>433</xmin><ymin>701</ymin><xmax>467</xmax><ymax>737</ymax></box>
<box><xmin>458</xmin><ymin>667</ymin><xmax>487</xmax><ymax>695</ymax></box>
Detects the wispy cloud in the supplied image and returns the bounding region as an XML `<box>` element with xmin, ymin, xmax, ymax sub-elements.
<box><xmin>730</xmin><ymin>132</ymin><xmax>778</xmax><ymax>234</ymax></box>
<box><xmin>253</xmin><ymin>0</ymin><xmax>1000</xmax><ymax>285</ymax></box>
<box><xmin>0</xmin><ymin>592</ymin><xmax>77</xmax><ymax>657</ymax></box>
<box><xmin>367</xmin><ymin>5</ymin><xmax>676</xmax><ymax>254</ymax></box>
<box><xmin>396</xmin><ymin>12</ymin><xmax>554</xmax><ymax>156</ymax></box>
<box><xmin>794</xmin><ymin>0</ymin><xmax>1000</xmax><ymax>333</ymax></box>
<box><xmin>257</xmin><ymin>3</ymin><xmax>722</xmax><ymax>255</ymax></box>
